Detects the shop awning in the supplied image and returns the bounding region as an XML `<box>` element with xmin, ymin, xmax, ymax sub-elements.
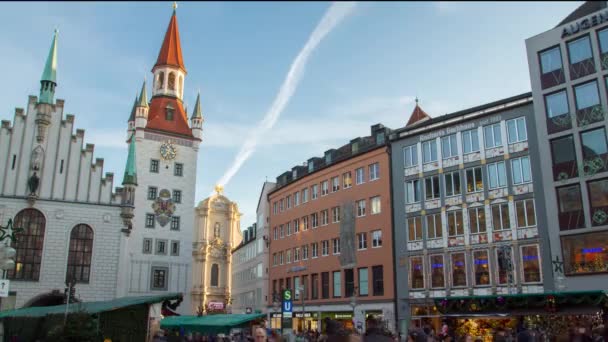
<box><xmin>0</xmin><ymin>293</ymin><xmax>182</xmax><ymax>319</ymax></box>
<box><xmin>161</xmin><ymin>313</ymin><xmax>265</xmax><ymax>334</ymax></box>
<box><xmin>433</xmin><ymin>290</ymin><xmax>608</xmax><ymax>316</ymax></box>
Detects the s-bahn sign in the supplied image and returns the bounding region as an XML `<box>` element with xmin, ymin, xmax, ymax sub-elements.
<box><xmin>282</xmin><ymin>289</ymin><xmax>293</xmax><ymax>318</ymax></box>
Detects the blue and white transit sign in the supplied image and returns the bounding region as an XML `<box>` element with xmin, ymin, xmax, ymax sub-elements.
<box><xmin>282</xmin><ymin>289</ymin><xmax>293</xmax><ymax>315</ymax></box>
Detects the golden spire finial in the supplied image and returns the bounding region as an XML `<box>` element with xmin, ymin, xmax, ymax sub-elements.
<box><xmin>173</xmin><ymin>1</ymin><xmax>178</xmax><ymax>10</ymax></box>
<box><xmin>215</xmin><ymin>184</ymin><xmax>224</xmax><ymax>194</ymax></box>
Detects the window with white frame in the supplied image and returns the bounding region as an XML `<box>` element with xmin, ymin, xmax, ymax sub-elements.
<box><xmin>312</xmin><ymin>243</ymin><xmax>318</xmax><ymax>258</ymax></box>
<box><xmin>358</xmin><ymin>233</ymin><xmax>367</xmax><ymax>250</ymax></box>
<box><xmin>515</xmin><ymin>199</ymin><xmax>536</xmax><ymax>228</ymax></box>
<box><xmin>321</xmin><ymin>181</ymin><xmax>329</xmax><ymax>196</ymax></box>
<box><xmin>343</xmin><ymin>172</ymin><xmax>352</xmax><ymax>189</ymax></box>
<box><xmin>286</xmin><ymin>222</ymin><xmax>291</xmax><ymax>236</ymax></box>
<box><xmin>333</xmin><ymin>271</ymin><xmax>342</xmax><ymax>297</ymax></box>
<box><xmin>441</xmin><ymin>134</ymin><xmax>458</xmax><ymax>158</ymax></box>
<box><xmin>451</xmin><ymin>253</ymin><xmax>467</xmax><ymax>287</ymax></box>
<box><xmin>311</xmin><ymin>213</ymin><xmax>319</xmax><ymax>228</ymax></box>
<box><xmin>507</xmin><ymin>117</ymin><xmax>527</xmax><ymax>144</ymax></box>
<box><xmin>511</xmin><ymin>156</ymin><xmax>532</xmax><ymax>185</ymax></box>
<box><xmin>280</xmin><ymin>225</ymin><xmax>285</xmax><ymax>238</ymax></box>
<box><xmin>370</xmin><ymin>196</ymin><xmax>381</xmax><ymax>214</ymax></box>
<box><xmin>491</xmin><ymin>203</ymin><xmax>511</xmax><ymax>231</ymax></box>
<box><xmin>279</xmin><ymin>251</ymin><xmax>284</xmax><ymax>265</ymax></box>
<box><xmin>332</xmin><ymin>206</ymin><xmax>340</xmax><ymax>223</ymax></box>
<box><xmin>312</xmin><ymin>184</ymin><xmax>318</xmax><ymax>199</ymax></box>
<box><xmin>430</xmin><ymin>254</ymin><xmax>445</xmax><ymax>288</ymax></box>
<box><xmin>322</xmin><ymin>240</ymin><xmax>329</xmax><ymax>256</ymax></box>
<box><xmin>521</xmin><ymin>244</ymin><xmax>541</xmax><ymax>283</ymax></box>
<box><xmin>422</xmin><ymin>140</ymin><xmax>438</xmax><ymax>163</ymax></box>
<box><xmin>294</xmin><ymin>247</ymin><xmax>300</xmax><ymax>262</ymax></box>
<box><xmin>426</xmin><ymin>213</ymin><xmax>443</xmax><ymax>239</ymax></box>
<box><xmin>357</xmin><ymin>200</ymin><xmax>366</xmax><ymax>217</ymax></box>
<box><xmin>321</xmin><ymin>209</ymin><xmax>329</xmax><ymax>226</ymax></box>
<box><xmin>273</xmin><ymin>227</ymin><xmax>278</xmax><ymax>240</ymax></box>
<box><xmin>425</xmin><ymin>175</ymin><xmax>441</xmax><ymax>200</ymax></box>
<box><xmin>356</xmin><ymin>167</ymin><xmax>365</xmax><ymax>185</ymax></box>
<box><xmin>280</xmin><ymin>199</ymin><xmax>284</xmax><ymax>212</ymax></box>
<box><xmin>302</xmin><ymin>216</ymin><xmax>309</xmax><ymax>231</ymax></box>
<box><xmin>404</xmin><ymin>144</ymin><xmax>418</xmax><ymax>167</ymax></box>
<box><xmin>332</xmin><ymin>176</ymin><xmax>340</xmax><ymax>192</ymax></box>
<box><xmin>287</xmin><ymin>195</ymin><xmax>292</xmax><ymax>209</ymax></box>
<box><xmin>469</xmin><ymin>207</ymin><xmax>486</xmax><ymax>234</ymax></box>
<box><xmin>369</xmin><ymin>163</ymin><xmax>380</xmax><ymax>181</ymax></box>
<box><xmin>332</xmin><ymin>238</ymin><xmax>341</xmax><ymax>254</ymax></box>
<box><xmin>466</xmin><ymin>167</ymin><xmax>483</xmax><ymax>193</ymax></box>
<box><xmin>273</xmin><ymin>202</ymin><xmax>278</xmax><ymax>215</ymax></box>
<box><xmin>405</xmin><ymin>179</ymin><xmax>422</xmax><ymax>203</ymax></box>
<box><xmin>462</xmin><ymin>129</ymin><xmax>480</xmax><ymax>154</ymax></box>
<box><xmin>408</xmin><ymin>217</ymin><xmax>423</xmax><ymax>241</ymax></box>
<box><xmin>447</xmin><ymin>210</ymin><xmax>464</xmax><ymax>236</ymax></box>
<box><xmin>372</xmin><ymin>230</ymin><xmax>382</xmax><ymax>247</ymax></box>
<box><xmin>410</xmin><ymin>256</ymin><xmax>425</xmax><ymax>289</ymax></box>
<box><xmin>445</xmin><ymin>171</ymin><xmax>461</xmax><ymax>197</ymax></box>
<box><xmin>295</xmin><ymin>191</ymin><xmax>300</xmax><ymax>206</ymax></box>
<box><xmin>473</xmin><ymin>250</ymin><xmax>491</xmax><ymax>286</ymax></box>
<box><xmin>302</xmin><ymin>245</ymin><xmax>309</xmax><ymax>259</ymax></box>
<box><xmin>484</xmin><ymin>123</ymin><xmax>502</xmax><ymax>149</ymax></box>
<box><xmin>487</xmin><ymin>161</ymin><xmax>507</xmax><ymax>189</ymax></box>
<box><xmin>293</xmin><ymin>219</ymin><xmax>300</xmax><ymax>233</ymax></box>
<box><xmin>286</xmin><ymin>249</ymin><xmax>291</xmax><ymax>263</ymax></box>
<box><xmin>273</xmin><ymin>253</ymin><xmax>277</xmax><ymax>266</ymax></box>
<box><xmin>302</xmin><ymin>188</ymin><xmax>309</xmax><ymax>203</ymax></box>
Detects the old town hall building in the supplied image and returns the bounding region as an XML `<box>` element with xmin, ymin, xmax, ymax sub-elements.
<box><xmin>0</xmin><ymin>8</ymin><xmax>202</xmax><ymax>314</ymax></box>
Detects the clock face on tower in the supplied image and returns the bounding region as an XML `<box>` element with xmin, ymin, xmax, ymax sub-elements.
<box><xmin>160</xmin><ymin>141</ymin><xmax>177</xmax><ymax>160</ymax></box>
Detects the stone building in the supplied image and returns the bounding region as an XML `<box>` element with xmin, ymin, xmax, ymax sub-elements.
<box><xmin>191</xmin><ymin>186</ymin><xmax>242</xmax><ymax>314</ymax></box>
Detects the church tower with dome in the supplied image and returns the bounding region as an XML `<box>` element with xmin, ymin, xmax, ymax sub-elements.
<box><xmin>191</xmin><ymin>185</ymin><xmax>243</xmax><ymax>314</ymax></box>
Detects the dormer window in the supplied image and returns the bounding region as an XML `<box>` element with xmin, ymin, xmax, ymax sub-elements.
<box><xmin>168</xmin><ymin>72</ymin><xmax>176</xmax><ymax>91</ymax></box>
<box><xmin>165</xmin><ymin>104</ymin><xmax>175</xmax><ymax>121</ymax></box>
<box><xmin>376</xmin><ymin>132</ymin><xmax>385</xmax><ymax>145</ymax></box>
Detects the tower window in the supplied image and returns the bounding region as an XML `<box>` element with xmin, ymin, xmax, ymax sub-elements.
<box><xmin>59</xmin><ymin>159</ymin><xmax>64</xmax><ymax>174</ymax></box>
<box><xmin>157</xmin><ymin>72</ymin><xmax>165</xmax><ymax>90</ymax></box>
<box><xmin>11</xmin><ymin>155</ymin><xmax>16</xmax><ymax>170</ymax></box>
<box><xmin>168</xmin><ymin>72</ymin><xmax>176</xmax><ymax>91</ymax></box>
<box><xmin>166</xmin><ymin>105</ymin><xmax>174</xmax><ymax>121</ymax></box>
<box><xmin>174</xmin><ymin>163</ymin><xmax>183</xmax><ymax>176</ymax></box>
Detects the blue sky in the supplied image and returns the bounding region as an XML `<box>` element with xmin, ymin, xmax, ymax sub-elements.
<box><xmin>0</xmin><ymin>1</ymin><xmax>580</xmax><ymax>227</ymax></box>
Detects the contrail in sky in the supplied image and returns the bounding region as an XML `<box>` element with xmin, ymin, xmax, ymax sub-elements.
<box><xmin>214</xmin><ymin>2</ymin><xmax>357</xmax><ymax>193</ymax></box>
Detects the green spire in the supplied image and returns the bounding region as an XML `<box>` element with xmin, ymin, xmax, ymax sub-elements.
<box><xmin>137</xmin><ymin>80</ymin><xmax>148</xmax><ymax>108</ymax></box>
<box><xmin>191</xmin><ymin>91</ymin><xmax>203</xmax><ymax>119</ymax></box>
<box><xmin>122</xmin><ymin>135</ymin><xmax>138</xmax><ymax>186</ymax></box>
<box><xmin>39</xmin><ymin>29</ymin><xmax>59</xmax><ymax>104</ymax></box>
<box><xmin>128</xmin><ymin>94</ymin><xmax>138</xmax><ymax>122</ymax></box>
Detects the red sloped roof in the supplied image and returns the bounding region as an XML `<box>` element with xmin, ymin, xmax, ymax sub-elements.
<box><xmin>406</xmin><ymin>103</ymin><xmax>431</xmax><ymax>127</ymax></box>
<box><xmin>154</xmin><ymin>11</ymin><xmax>186</xmax><ymax>73</ymax></box>
<box><xmin>146</xmin><ymin>96</ymin><xmax>193</xmax><ymax>137</ymax></box>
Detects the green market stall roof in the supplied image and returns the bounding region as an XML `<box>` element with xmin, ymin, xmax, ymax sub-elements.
<box><xmin>161</xmin><ymin>313</ymin><xmax>266</xmax><ymax>334</ymax></box>
<box><xmin>433</xmin><ymin>290</ymin><xmax>608</xmax><ymax>316</ymax></box>
<box><xmin>0</xmin><ymin>293</ymin><xmax>182</xmax><ymax>319</ymax></box>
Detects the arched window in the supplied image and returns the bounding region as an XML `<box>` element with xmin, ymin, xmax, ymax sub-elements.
<box><xmin>9</xmin><ymin>209</ymin><xmax>45</xmax><ymax>280</ymax></box>
<box><xmin>158</xmin><ymin>72</ymin><xmax>165</xmax><ymax>90</ymax></box>
<box><xmin>165</xmin><ymin>104</ymin><xmax>174</xmax><ymax>121</ymax></box>
<box><xmin>168</xmin><ymin>72</ymin><xmax>176</xmax><ymax>90</ymax></box>
<box><xmin>214</xmin><ymin>222</ymin><xmax>220</xmax><ymax>238</ymax></box>
<box><xmin>210</xmin><ymin>264</ymin><xmax>219</xmax><ymax>287</ymax></box>
<box><xmin>66</xmin><ymin>224</ymin><xmax>94</xmax><ymax>283</ymax></box>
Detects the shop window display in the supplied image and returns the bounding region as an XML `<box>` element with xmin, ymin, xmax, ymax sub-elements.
<box><xmin>561</xmin><ymin>231</ymin><xmax>608</xmax><ymax>275</ymax></box>
<box><xmin>451</xmin><ymin>253</ymin><xmax>467</xmax><ymax>287</ymax></box>
<box><xmin>473</xmin><ymin>250</ymin><xmax>490</xmax><ymax>286</ymax></box>
<box><xmin>430</xmin><ymin>255</ymin><xmax>445</xmax><ymax>288</ymax></box>
<box><xmin>521</xmin><ymin>245</ymin><xmax>541</xmax><ymax>283</ymax></box>
<box><xmin>410</xmin><ymin>256</ymin><xmax>424</xmax><ymax>289</ymax></box>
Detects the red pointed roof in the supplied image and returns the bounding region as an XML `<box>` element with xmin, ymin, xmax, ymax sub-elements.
<box><xmin>154</xmin><ymin>11</ymin><xmax>186</xmax><ymax>73</ymax></box>
<box><xmin>406</xmin><ymin>99</ymin><xmax>431</xmax><ymax>127</ymax></box>
<box><xmin>146</xmin><ymin>96</ymin><xmax>194</xmax><ymax>138</ymax></box>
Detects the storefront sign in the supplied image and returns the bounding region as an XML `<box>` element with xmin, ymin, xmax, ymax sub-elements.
<box><xmin>419</xmin><ymin>121</ymin><xmax>477</xmax><ymax>142</ymax></box>
<box><xmin>207</xmin><ymin>302</ymin><xmax>224</xmax><ymax>310</ymax></box>
<box><xmin>271</xmin><ymin>313</ymin><xmax>282</xmax><ymax>318</ymax></box>
<box><xmin>334</xmin><ymin>313</ymin><xmax>353</xmax><ymax>319</ymax></box>
<box><xmin>287</xmin><ymin>266</ymin><xmax>307</xmax><ymax>273</ymax></box>
<box><xmin>294</xmin><ymin>312</ymin><xmax>317</xmax><ymax>318</ymax></box>
<box><xmin>562</xmin><ymin>10</ymin><xmax>608</xmax><ymax>38</ymax></box>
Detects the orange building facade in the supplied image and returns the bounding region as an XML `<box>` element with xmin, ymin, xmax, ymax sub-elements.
<box><xmin>266</xmin><ymin>124</ymin><xmax>396</xmax><ymax>334</ymax></box>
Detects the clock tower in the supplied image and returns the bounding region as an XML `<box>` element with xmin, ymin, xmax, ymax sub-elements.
<box><xmin>117</xmin><ymin>7</ymin><xmax>202</xmax><ymax>315</ymax></box>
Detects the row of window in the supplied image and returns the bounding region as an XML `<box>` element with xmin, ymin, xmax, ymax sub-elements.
<box><xmin>150</xmin><ymin>159</ymin><xmax>184</xmax><ymax>176</ymax></box>
<box><xmin>143</xmin><ymin>238</ymin><xmax>180</xmax><ymax>256</ymax></box>
<box><xmin>272</xmin><ymin>163</ymin><xmax>380</xmax><ymax>215</ymax></box>
<box><xmin>233</xmin><ymin>240</ymin><xmax>265</xmax><ymax>264</ymax></box>
<box><xmin>272</xmin><ymin>197</ymin><xmax>382</xmax><ymax>240</ymax></box>
<box><xmin>145</xmin><ymin>214</ymin><xmax>180</xmax><ymax>230</ymax></box>
<box><xmin>405</xmin><ymin>157</ymin><xmax>532</xmax><ymax>204</ymax></box>
<box><xmin>550</xmin><ymin>126</ymin><xmax>608</xmax><ymax>180</ymax></box>
<box><xmin>147</xmin><ymin>187</ymin><xmax>182</xmax><ymax>203</ymax></box>
<box><xmin>8</xmin><ymin>209</ymin><xmax>93</xmax><ymax>283</ymax></box>
<box><xmin>409</xmin><ymin>244</ymin><xmax>542</xmax><ymax>290</ymax></box>
<box><xmin>403</xmin><ymin>118</ymin><xmax>528</xmax><ymax>167</ymax></box>
<box><xmin>233</xmin><ymin>263</ymin><xmax>264</xmax><ymax>285</ymax></box>
<box><xmin>539</xmin><ymin>28</ymin><xmax>608</xmax><ymax>89</ymax></box>
<box><xmin>272</xmin><ymin>265</ymin><xmax>385</xmax><ymax>300</ymax></box>
<box><xmin>556</xmin><ymin>177</ymin><xmax>608</xmax><ymax>230</ymax></box>
<box><xmin>407</xmin><ymin>199</ymin><xmax>537</xmax><ymax>241</ymax></box>
<box><xmin>544</xmin><ymin>78</ymin><xmax>607</xmax><ymax>133</ymax></box>
<box><xmin>272</xmin><ymin>231</ymin><xmax>383</xmax><ymax>266</ymax></box>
